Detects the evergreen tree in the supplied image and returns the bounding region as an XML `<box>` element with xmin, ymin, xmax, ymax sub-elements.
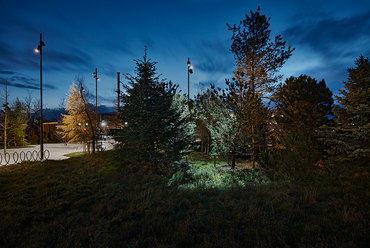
<box><xmin>202</xmin><ymin>8</ymin><xmax>292</xmax><ymax>167</ymax></box>
<box><xmin>114</xmin><ymin>55</ymin><xmax>191</xmax><ymax>171</ymax></box>
<box><xmin>228</xmin><ymin>7</ymin><xmax>294</xmax><ymax>96</ymax></box>
<box><xmin>321</xmin><ymin>56</ymin><xmax>370</xmax><ymax>162</ymax></box>
<box><xmin>273</xmin><ymin>75</ymin><xmax>334</xmax><ymax>146</ymax></box>
<box><xmin>7</xmin><ymin>98</ymin><xmax>26</xmax><ymax>147</ymax></box>
<box><xmin>199</xmin><ymin>81</ymin><xmax>268</xmax><ymax>168</ymax></box>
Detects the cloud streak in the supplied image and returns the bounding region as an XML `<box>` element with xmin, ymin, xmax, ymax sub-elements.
<box><xmin>284</xmin><ymin>11</ymin><xmax>370</xmax><ymax>60</ymax></box>
<box><xmin>0</xmin><ymin>71</ymin><xmax>57</xmax><ymax>90</ymax></box>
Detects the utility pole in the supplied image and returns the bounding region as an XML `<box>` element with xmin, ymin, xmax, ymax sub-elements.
<box><xmin>35</xmin><ymin>33</ymin><xmax>45</xmax><ymax>160</ymax></box>
<box><xmin>93</xmin><ymin>68</ymin><xmax>98</xmax><ymax>119</ymax></box>
<box><xmin>117</xmin><ymin>72</ymin><xmax>120</xmax><ymax>111</ymax></box>
<box><xmin>4</xmin><ymin>80</ymin><xmax>8</xmax><ymax>155</ymax></box>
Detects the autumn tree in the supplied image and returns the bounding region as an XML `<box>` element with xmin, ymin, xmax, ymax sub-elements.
<box><xmin>58</xmin><ymin>79</ymin><xmax>97</xmax><ymax>153</ymax></box>
<box><xmin>320</xmin><ymin>56</ymin><xmax>370</xmax><ymax>162</ymax></box>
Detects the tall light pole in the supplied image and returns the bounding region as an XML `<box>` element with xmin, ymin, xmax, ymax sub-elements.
<box><xmin>92</xmin><ymin>68</ymin><xmax>99</xmax><ymax>151</ymax></box>
<box><xmin>92</xmin><ymin>68</ymin><xmax>99</xmax><ymax>119</ymax></box>
<box><xmin>117</xmin><ymin>72</ymin><xmax>120</xmax><ymax>112</ymax></box>
<box><xmin>35</xmin><ymin>33</ymin><xmax>45</xmax><ymax>160</ymax></box>
<box><xmin>187</xmin><ymin>58</ymin><xmax>193</xmax><ymax>103</ymax></box>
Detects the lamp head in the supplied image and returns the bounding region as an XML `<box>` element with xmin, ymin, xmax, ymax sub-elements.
<box><xmin>188</xmin><ymin>65</ymin><xmax>193</xmax><ymax>74</ymax></box>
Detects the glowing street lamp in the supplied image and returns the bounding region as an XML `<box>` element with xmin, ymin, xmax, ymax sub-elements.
<box><xmin>35</xmin><ymin>33</ymin><xmax>45</xmax><ymax>160</ymax></box>
<box><xmin>100</xmin><ymin>120</ymin><xmax>107</xmax><ymax>128</ymax></box>
<box><xmin>187</xmin><ymin>58</ymin><xmax>193</xmax><ymax>103</ymax></box>
<box><xmin>92</xmin><ymin>68</ymin><xmax>100</xmax><ymax>120</ymax></box>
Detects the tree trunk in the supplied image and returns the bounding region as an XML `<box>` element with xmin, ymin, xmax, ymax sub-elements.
<box><xmin>231</xmin><ymin>153</ymin><xmax>236</xmax><ymax>169</ymax></box>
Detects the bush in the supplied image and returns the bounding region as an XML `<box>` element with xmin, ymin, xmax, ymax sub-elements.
<box><xmin>169</xmin><ymin>161</ymin><xmax>269</xmax><ymax>189</ymax></box>
<box><xmin>259</xmin><ymin>131</ymin><xmax>320</xmax><ymax>179</ymax></box>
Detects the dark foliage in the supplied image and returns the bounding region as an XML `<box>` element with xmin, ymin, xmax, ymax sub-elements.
<box><xmin>273</xmin><ymin>75</ymin><xmax>334</xmax><ymax>154</ymax></box>
<box><xmin>228</xmin><ymin>6</ymin><xmax>294</xmax><ymax>94</ymax></box>
<box><xmin>0</xmin><ymin>151</ymin><xmax>368</xmax><ymax>247</ymax></box>
<box><xmin>113</xmin><ymin>55</ymin><xmax>190</xmax><ymax>173</ymax></box>
<box><xmin>320</xmin><ymin>55</ymin><xmax>370</xmax><ymax>162</ymax></box>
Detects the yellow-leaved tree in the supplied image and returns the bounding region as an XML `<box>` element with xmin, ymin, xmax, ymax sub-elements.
<box><xmin>58</xmin><ymin>78</ymin><xmax>97</xmax><ymax>153</ymax></box>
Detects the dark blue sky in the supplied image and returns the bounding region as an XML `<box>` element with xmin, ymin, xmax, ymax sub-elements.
<box><xmin>1</xmin><ymin>0</ymin><xmax>369</xmax><ymax>108</ymax></box>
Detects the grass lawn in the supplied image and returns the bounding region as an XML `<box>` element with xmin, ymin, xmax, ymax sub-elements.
<box><xmin>64</xmin><ymin>152</ymin><xmax>88</xmax><ymax>158</ymax></box>
<box><xmin>0</xmin><ymin>151</ymin><xmax>368</xmax><ymax>247</ymax></box>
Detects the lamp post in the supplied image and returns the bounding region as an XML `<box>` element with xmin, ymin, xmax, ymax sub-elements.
<box><xmin>92</xmin><ymin>68</ymin><xmax>99</xmax><ymax>119</ymax></box>
<box><xmin>92</xmin><ymin>68</ymin><xmax>100</xmax><ymax>151</ymax></box>
<box><xmin>35</xmin><ymin>33</ymin><xmax>45</xmax><ymax>160</ymax></box>
<box><xmin>187</xmin><ymin>58</ymin><xmax>193</xmax><ymax>103</ymax></box>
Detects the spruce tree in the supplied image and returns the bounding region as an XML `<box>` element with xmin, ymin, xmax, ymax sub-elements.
<box><xmin>114</xmin><ymin>55</ymin><xmax>191</xmax><ymax>170</ymax></box>
<box><xmin>321</xmin><ymin>56</ymin><xmax>370</xmax><ymax>162</ymax></box>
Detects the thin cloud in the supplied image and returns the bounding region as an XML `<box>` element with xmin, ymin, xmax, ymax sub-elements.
<box><xmin>284</xmin><ymin>11</ymin><xmax>370</xmax><ymax>59</ymax></box>
<box><xmin>0</xmin><ymin>72</ymin><xmax>57</xmax><ymax>90</ymax></box>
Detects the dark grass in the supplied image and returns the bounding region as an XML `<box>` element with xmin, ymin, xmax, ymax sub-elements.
<box><xmin>0</xmin><ymin>151</ymin><xmax>369</xmax><ymax>247</ymax></box>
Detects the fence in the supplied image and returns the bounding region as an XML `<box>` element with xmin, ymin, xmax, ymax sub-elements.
<box><xmin>0</xmin><ymin>150</ymin><xmax>50</xmax><ymax>166</ymax></box>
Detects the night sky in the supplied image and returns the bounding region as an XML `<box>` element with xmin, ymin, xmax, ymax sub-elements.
<box><xmin>1</xmin><ymin>0</ymin><xmax>369</xmax><ymax>108</ymax></box>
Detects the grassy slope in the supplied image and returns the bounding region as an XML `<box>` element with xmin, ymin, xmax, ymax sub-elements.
<box><xmin>0</xmin><ymin>151</ymin><xmax>369</xmax><ymax>247</ymax></box>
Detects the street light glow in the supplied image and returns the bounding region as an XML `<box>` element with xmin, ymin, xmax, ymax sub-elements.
<box><xmin>34</xmin><ymin>48</ymin><xmax>39</xmax><ymax>53</ymax></box>
<box><xmin>100</xmin><ymin>120</ymin><xmax>107</xmax><ymax>127</ymax></box>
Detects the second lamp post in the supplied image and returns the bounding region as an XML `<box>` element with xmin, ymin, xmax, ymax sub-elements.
<box><xmin>92</xmin><ymin>68</ymin><xmax>100</xmax><ymax>120</ymax></box>
<box><xmin>187</xmin><ymin>58</ymin><xmax>193</xmax><ymax>103</ymax></box>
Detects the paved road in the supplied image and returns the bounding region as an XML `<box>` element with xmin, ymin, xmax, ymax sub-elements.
<box><xmin>0</xmin><ymin>140</ymin><xmax>115</xmax><ymax>166</ymax></box>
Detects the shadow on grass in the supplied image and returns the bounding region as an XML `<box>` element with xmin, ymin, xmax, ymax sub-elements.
<box><xmin>0</xmin><ymin>150</ymin><xmax>368</xmax><ymax>247</ymax></box>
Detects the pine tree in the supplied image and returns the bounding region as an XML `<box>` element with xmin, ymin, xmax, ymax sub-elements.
<box><xmin>202</xmin><ymin>8</ymin><xmax>292</xmax><ymax>167</ymax></box>
<box><xmin>321</xmin><ymin>56</ymin><xmax>370</xmax><ymax>162</ymax></box>
<box><xmin>199</xmin><ymin>81</ymin><xmax>268</xmax><ymax>168</ymax></box>
<box><xmin>273</xmin><ymin>75</ymin><xmax>334</xmax><ymax>146</ymax></box>
<box><xmin>228</xmin><ymin>7</ymin><xmax>294</xmax><ymax>96</ymax></box>
<box><xmin>114</xmin><ymin>55</ymin><xmax>191</xmax><ymax>171</ymax></box>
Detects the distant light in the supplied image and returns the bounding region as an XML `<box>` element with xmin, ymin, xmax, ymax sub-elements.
<box><xmin>124</xmin><ymin>122</ymin><xmax>128</xmax><ymax>125</ymax></box>
<box><xmin>97</xmin><ymin>78</ymin><xmax>100</xmax><ymax>81</ymax></box>
<box><xmin>85</xmin><ymin>123</ymin><xmax>88</xmax><ymax>126</ymax></box>
<box><xmin>100</xmin><ymin>121</ymin><xmax>107</xmax><ymax>127</ymax></box>
<box><xmin>34</xmin><ymin>48</ymin><xmax>39</xmax><ymax>53</ymax></box>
